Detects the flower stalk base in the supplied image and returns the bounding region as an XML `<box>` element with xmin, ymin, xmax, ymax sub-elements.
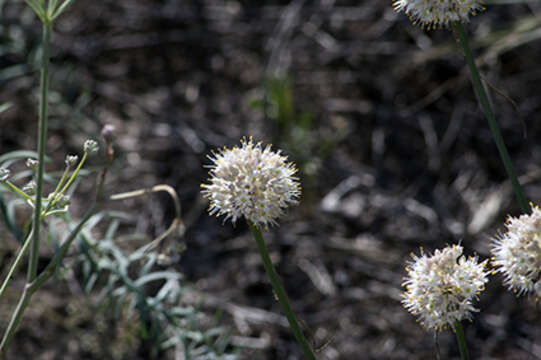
<box><xmin>249</xmin><ymin>223</ymin><xmax>316</xmax><ymax>360</ymax></box>
<box><xmin>454</xmin><ymin>321</ymin><xmax>470</xmax><ymax>360</ymax></box>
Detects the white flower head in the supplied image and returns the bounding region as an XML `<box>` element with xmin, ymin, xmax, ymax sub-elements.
<box><xmin>393</xmin><ymin>0</ymin><xmax>485</xmax><ymax>29</ymax></box>
<box><xmin>201</xmin><ymin>137</ymin><xmax>301</xmax><ymax>229</ymax></box>
<box><xmin>402</xmin><ymin>244</ymin><xmax>489</xmax><ymax>331</ymax></box>
<box><xmin>491</xmin><ymin>205</ymin><xmax>541</xmax><ymax>297</ymax></box>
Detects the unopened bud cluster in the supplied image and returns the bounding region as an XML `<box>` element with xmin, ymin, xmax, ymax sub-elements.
<box><xmin>84</xmin><ymin>140</ymin><xmax>99</xmax><ymax>154</ymax></box>
<box><xmin>26</xmin><ymin>158</ymin><xmax>39</xmax><ymax>171</ymax></box>
<box><xmin>0</xmin><ymin>168</ymin><xmax>10</xmax><ymax>181</ymax></box>
<box><xmin>402</xmin><ymin>245</ymin><xmax>489</xmax><ymax>331</ymax></box>
<box><xmin>393</xmin><ymin>0</ymin><xmax>484</xmax><ymax>29</ymax></box>
<box><xmin>23</xmin><ymin>181</ymin><xmax>37</xmax><ymax>196</ymax></box>
<box><xmin>492</xmin><ymin>205</ymin><xmax>541</xmax><ymax>297</ymax></box>
<box><xmin>201</xmin><ymin>137</ymin><xmax>301</xmax><ymax>228</ymax></box>
<box><xmin>65</xmin><ymin>155</ymin><xmax>78</xmax><ymax>167</ymax></box>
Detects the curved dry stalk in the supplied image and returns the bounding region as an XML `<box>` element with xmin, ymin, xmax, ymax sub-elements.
<box><xmin>109</xmin><ymin>184</ymin><xmax>185</xmax><ymax>253</ymax></box>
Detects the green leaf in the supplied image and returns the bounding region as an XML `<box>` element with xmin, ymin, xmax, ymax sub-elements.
<box><xmin>0</xmin><ymin>103</ymin><xmax>12</xmax><ymax>114</ymax></box>
<box><xmin>0</xmin><ymin>194</ymin><xmax>23</xmax><ymax>242</ymax></box>
<box><xmin>139</xmin><ymin>254</ymin><xmax>157</xmax><ymax>277</ymax></box>
<box><xmin>134</xmin><ymin>271</ymin><xmax>181</xmax><ymax>287</ymax></box>
<box><xmin>105</xmin><ymin>219</ymin><xmax>120</xmax><ymax>240</ymax></box>
<box><xmin>0</xmin><ymin>65</ymin><xmax>27</xmax><ymax>82</ymax></box>
<box><xmin>168</xmin><ymin>306</ymin><xmax>195</xmax><ymax>317</ymax></box>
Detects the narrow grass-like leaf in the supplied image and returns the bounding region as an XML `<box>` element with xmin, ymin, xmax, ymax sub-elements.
<box><xmin>134</xmin><ymin>271</ymin><xmax>181</xmax><ymax>287</ymax></box>
<box><xmin>105</xmin><ymin>219</ymin><xmax>120</xmax><ymax>240</ymax></box>
<box><xmin>0</xmin><ymin>150</ymin><xmax>42</xmax><ymax>165</ymax></box>
<box><xmin>0</xmin><ymin>65</ymin><xmax>27</xmax><ymax>82</ymax></box>
<box><xmin>0</xmin><ymin>103</ymin><xmax>12</xmax><ymax>114</ymax></box>
<box><xmin>0</xmin><ymin>194</ymin><xmax>23</xmax><ymax>242</ymax></box>
<box><xmin>169</xmin><ymin>306</ymin><xmax>195</xmax><ymax>317</ymax></box>
<box><xmin>153</xmin><ymin>278</ymin><xmax>180</xmax><ymax>303</ymax></box>
<box><xmin>139</xmin><ymin>254</ymin><xmax>157</xmax><ymax>276</ymax></box>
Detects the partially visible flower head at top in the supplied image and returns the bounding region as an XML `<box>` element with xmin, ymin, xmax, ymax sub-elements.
<box><xmin>201</xmin><ymin>137</ymin><xmax>301</xmax><ymax>229</ymax></box>
<box><xmin>393</xmin><ymin>0</ymin><xmax>485</xmax><ymax>29</ymax></box>
<box><xmin>492</xmin><ymin>205</ymin><xmax>541</xmax><ymax>297</ymax></box>
<box><xmin>402</xmin><ymin>244</ymin><xmax>489</xmax><ymax>331</ymax></box>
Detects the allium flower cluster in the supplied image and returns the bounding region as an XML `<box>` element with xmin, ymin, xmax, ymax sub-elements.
<box><xmin>393</xmin><ymin>0</ymin><xmax>485</xmax><ymax>29</ymax></box>
<box><xmin>492</xmin><ymin>205</ymin><xmax>541</xmax><ymax>297</ymax></box>
<box><xmin>201</xmin><ymin>137</ymin><xmax>301</xmax><ymax>229</ymax></box>
<box><xmin>402</xmin><ymin>245</ymin><xmax>489</xmax><ymax>331</ymax></box>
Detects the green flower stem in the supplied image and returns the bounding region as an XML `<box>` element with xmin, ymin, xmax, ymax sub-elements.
<box><xmin>3</xmin><ymin>181</ymin><xmax>34</xmax><ymax>202</ymax></box>
<box><xmin>249</xmin><ymin>224</ymin><xmax>316</xmax><ymax>360</ymax></box>
<box><xmin>27</xmin><ymin>20</ymin><xmax>52</xmax><ymax>283</ymax></box>
<box><xmin>48</xmin><ymin>165</ymin><xmax>71</xmax><ymax>201</ymax></box>
<box><xmin>43</xmin><ymin>152</ymin><xmax>88</xmax><ymax>215</ymax></box>
<box><xmin>55</xmin><ymin>152</ymin><xmax>87</xmax><ymax>199</ymax></box>
<box><xmin>0</xmin><ymin>229</ymin><xmax>33</xmax><ymax>302</ymax></box>
<box><xmin>0</xmin><ymin>285</ymin><xmax>33</xmax><ymax>355</ymax></box>
<box><xmin>453</xmin><ymin>21</ymin><xmax>528</xmax><ymax>213</ymax></box>
<box><xmin>48</xmin><ymin>0</ymin><xmax>60</xmax><ymax>16</ymax></box>
<box><xmin>454</xmin><ymin>321</ymin><xmax>470</xmax><ymax>360</ymax></box>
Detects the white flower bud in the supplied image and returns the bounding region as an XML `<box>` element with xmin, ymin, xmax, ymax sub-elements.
<box><xmin>26</xmin><ymin>158</ymin><xmax>39</xmax><ymax>171</ymax></box>
<box><xmin>0</xmin><ymin>167</ymin><xmax>10</xmax><ymax>181</ymax></box>
<box><xmin>84</xmin><ymin>140</ymin><xmax>99</xmax><ymax>154</ymax></box>
<box><xmin>65</xmin><ymin>155</ymin><xmax>79</xmax><ymax>167</ymax></box>
<box><xmin>101</xmin><ymin>124</ymin><xmax>115</xmax><ymax>142</ymax></box>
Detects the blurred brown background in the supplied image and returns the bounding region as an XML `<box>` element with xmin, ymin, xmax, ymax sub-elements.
<box><xmin>1</xmin><ymin>0</ymin><xmax>541</xmax><ymax>359</ymax></box>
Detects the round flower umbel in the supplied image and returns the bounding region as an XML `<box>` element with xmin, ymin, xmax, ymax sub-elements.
<box><xmin>402</xmin><ymin>245</ymin><xmax>489</xmax><ymax>331</ymax></box>
<box><xmin>492</xmin><ymin>205</ymin><xmax>541</xmax><ymax>297</ymax></box>
<box><xmin>201</xmin><ymin>137</ymin><xmax>301</xmax><ymax>229</ymax></box>
<box><xmin>393</xmin><ymin>0</ymin><xmax>485</xmax><ymax>29</ymax></box>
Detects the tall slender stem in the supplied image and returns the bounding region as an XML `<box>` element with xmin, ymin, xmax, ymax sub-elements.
<box><xmin>249</xmin><ymin>224</ymin><xmax>316</xmax><ymax>360</ymax></box>
<box><xmin>454</xmin><ymin>321</ymin><xmax>470</xmax><ymax>360</ymax></box>
<box><xmin>0</xmin><ymin>286</ymin><xmax>33</xmax><ymax>353</ymax></box>
<box><xmin>27</xmin><ymin>20</ymin><xmax>52</xmax><ymax>282</ymax></box>
<box><xmin>0</xmin><ymin>230</ymin><xmax>34</xmax><ymax>303</ymax></box>
<box><xmin>453</xmin><ymin>21</ymin><xmax>528</xmax><ymax>213</ymax></box>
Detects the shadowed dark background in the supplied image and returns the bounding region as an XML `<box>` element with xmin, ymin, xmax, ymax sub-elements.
<box><xmin>1</xmin><ymin>0</ymin><xmax>541</xmax><ymax>359</ymax></box>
